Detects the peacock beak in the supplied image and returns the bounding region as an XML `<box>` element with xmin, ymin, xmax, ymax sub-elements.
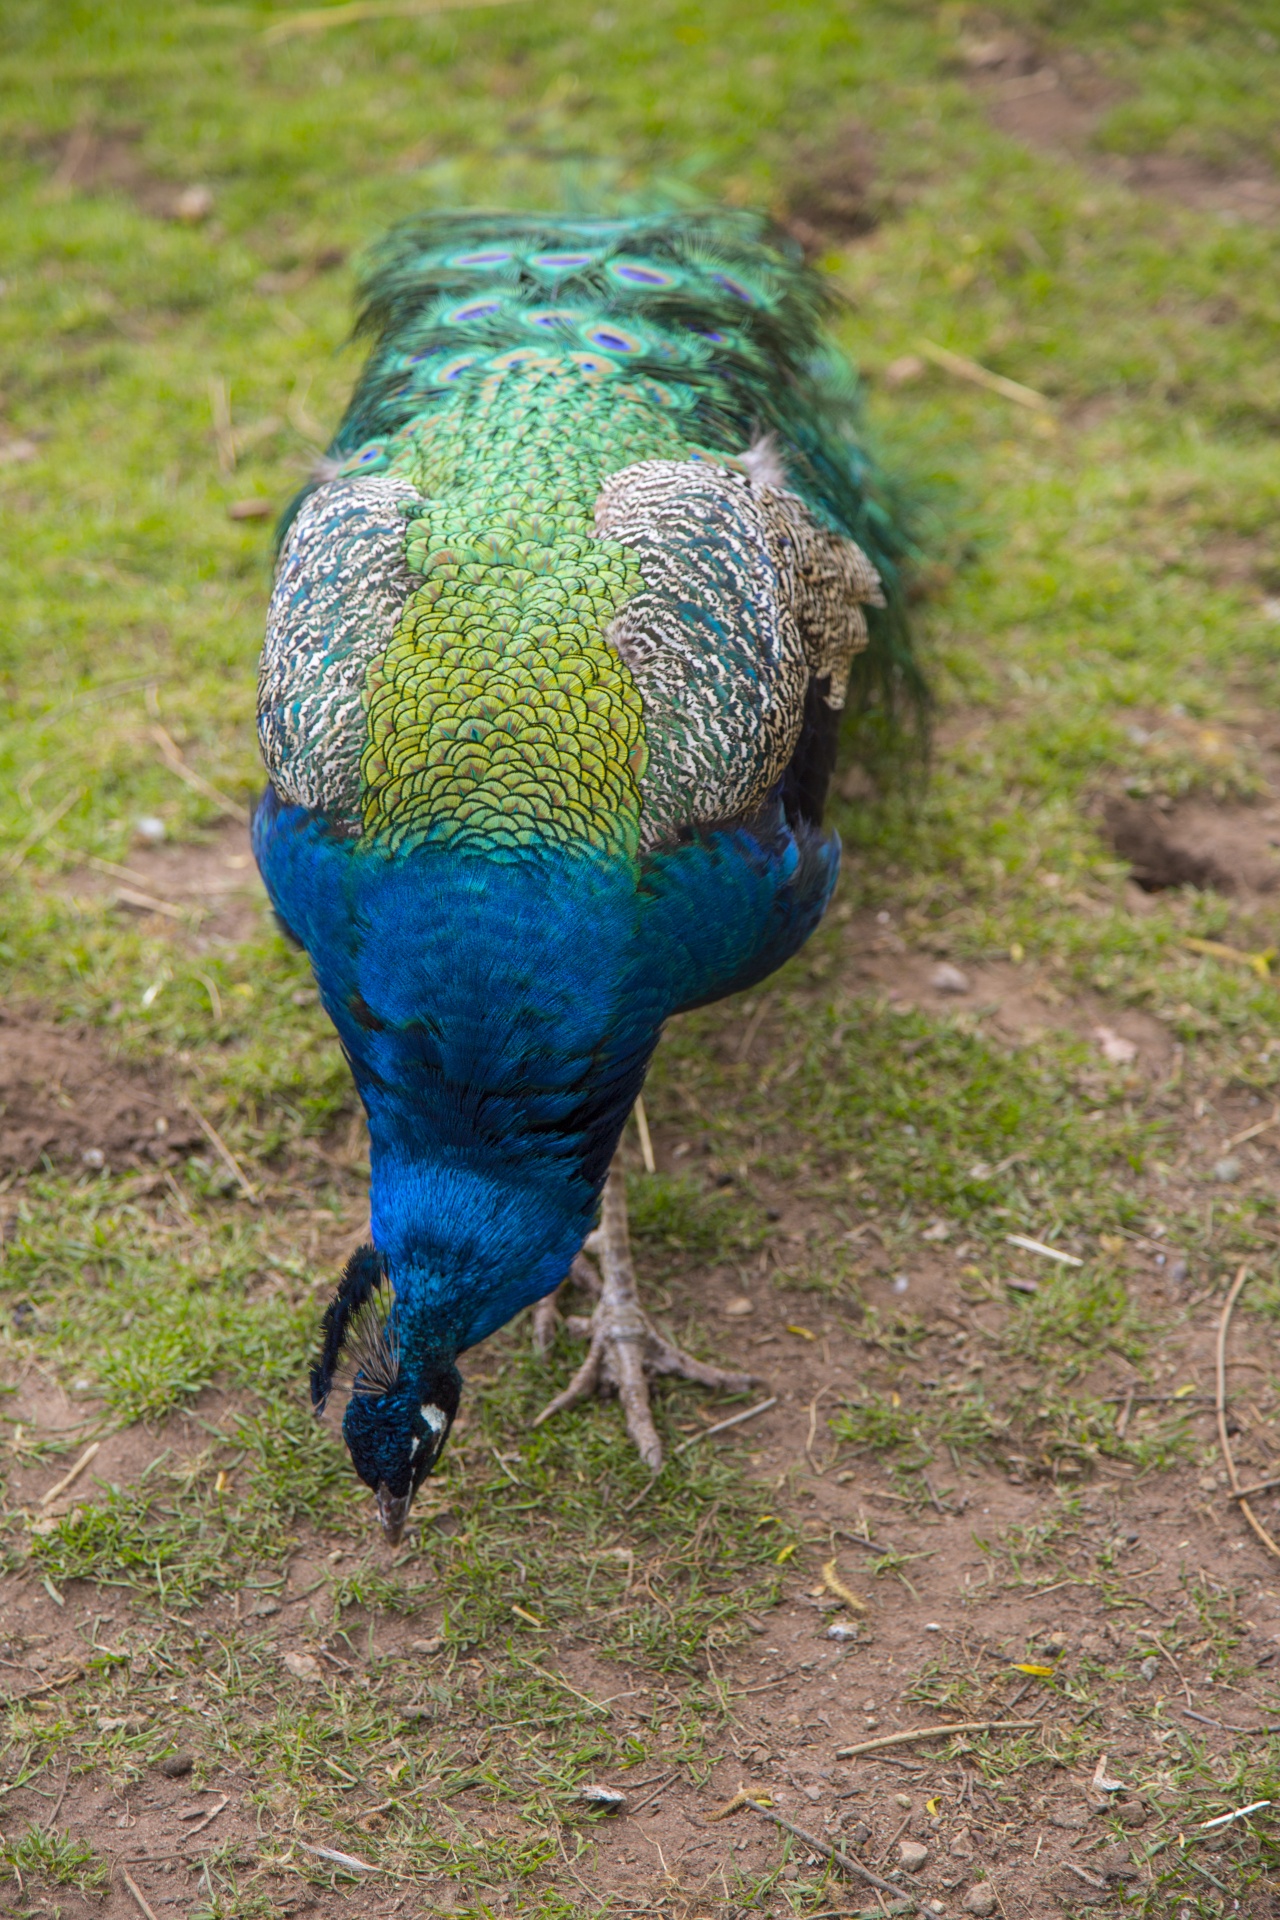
<box><xmin>376</xmin><ymin>1483</ymin><xmax>411</xmax><ymax>1544</ymax></box>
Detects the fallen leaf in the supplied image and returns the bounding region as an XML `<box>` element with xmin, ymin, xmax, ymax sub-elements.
<box><xmin>1011</xmin><ymin>1663</ymin><xmax>1056</xmax><ymax>1678</ymax></box>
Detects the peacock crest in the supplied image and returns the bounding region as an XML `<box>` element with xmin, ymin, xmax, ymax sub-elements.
<box><xmin>311</xmin><ymin>1245</ymin><xmax>403</xmax><ymax>1420</ymax></box>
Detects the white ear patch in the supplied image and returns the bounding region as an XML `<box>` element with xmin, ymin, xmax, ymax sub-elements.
<box><xmin>420</xmin><ymin>1403</ymin><xmax>448</xmax><ymax>1438</ymax></box>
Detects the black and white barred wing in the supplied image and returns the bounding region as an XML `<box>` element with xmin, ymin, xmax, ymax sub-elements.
<box><xmin>257</xmin><ymin>475</ymin><xmax>422</xmax><ymax>827</ymax></box>
<box><xmin>595</xmin><ymin>458</ymin><xmax>883</xmax><ymax>852</ymax></box>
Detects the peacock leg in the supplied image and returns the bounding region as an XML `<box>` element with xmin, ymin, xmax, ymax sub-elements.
<box><xmin>531</xmin><ymin>1252</ymin><xmax>601</xmax><ymax>1356</ymax></box>
<box><xmin>532</xmin><ymin>1158</ymin><xmax>754</xmax><ymax>1468</ymax></box>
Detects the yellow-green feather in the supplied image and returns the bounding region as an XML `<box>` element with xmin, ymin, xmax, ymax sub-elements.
<box><xmin>359</xmin><ymin>358</ymin><xmax>692</xmax><ymax>857</ymax></box>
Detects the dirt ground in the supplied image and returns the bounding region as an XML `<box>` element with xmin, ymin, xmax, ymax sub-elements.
<box><xmin>4</xmin><ymin>857</ymin><xmax>1280</xmax><ymax>1915</ymax></box>
<box><xmin>6</xmin><ymin>23</ymin><xmax>1280</xmax><ymax>1917</ymax></box>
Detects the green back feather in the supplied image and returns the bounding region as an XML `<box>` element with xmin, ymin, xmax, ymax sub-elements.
<box><xmin>325</xmin><ymin>209</ymin><xmax>923</xmax><ymax>733</ymax></box>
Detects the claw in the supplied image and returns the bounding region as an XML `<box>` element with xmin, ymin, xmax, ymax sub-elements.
<box><xmin>533</xmin><ymin>1157</ymin><xmax>755</xmax><ymax>1468</ymax></box>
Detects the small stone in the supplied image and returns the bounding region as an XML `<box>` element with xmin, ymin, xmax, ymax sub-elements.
<box><xmin>171</xmin><ymin>184</ymin><xmax>214</xmax><ymax>222</ymax></box>
<box><xmin>899</xmin><ymin>1839</ymin><xmax>929</xmax><ymax>1872</ymax></box>
<box><xmin>135</xmin><ymin>815</ymin><xmax>166</xmax><ymax>844</ymax></box>
<box><xmin>931</xmin><ymin>962</ymin><xmax>970</xmax><ymax>994</ymax></box>
<box><xmin>1139</xmin><ymin>1655</ymin><xmax>1159</xmax><ymax>1681</ymax></box>
<box><xmin>1094</xmin><ymin>1024</ymin><xmax>1137</xmax><ymax>1065</ymax></box>
<box><xmin>81</xmin><ymin>1147</ymin><xmax>105</xmax><ymax>1169</ymax></box>
<box><xmin>964</xmin><ymin>1888</ymin><xmax>998</xmax><ymax>1916</ymax></box>
<box><xmin>158</xmin><ymin>1751</ymin><xmax>193</xmax><ymax>1778</ymax></box>
<box><xmin>722</xmin><ymin>1296</ymin><xmax>754</xmax><ymax>1317</ymax></box>
<box><xmin>245</xmin><ymin>1600</ymin><xmax>280</xmax><ymax>1619</ymax></box>
<box><xmin>1113</xmin><ymin>1797</ymin><xmax>1149</xmax><ymax>1828</ymax></box>
<box><xmin>410</xmin><ymin>1635</ymin><xmax>444</xmax><ymax>1655</ymax></box>
<box><xmin>826</xmin><ymin>1622</ymin><xmax>857</xmax><ymax>1642</ymax></box>
<box><xmin>1213</xmin><ymin>1156</ymin><xmax>1242</xmax><ymax>1182</ymax></box>
<box><xmin>577</xmin><ymin>1784</ymin><xmax>626</xmax><ymax>1811</ymax></box>
<box><xmin>283</xmin><ymin>1650</ymin><xmax>322</xmax><ymax>1681</ymax></box>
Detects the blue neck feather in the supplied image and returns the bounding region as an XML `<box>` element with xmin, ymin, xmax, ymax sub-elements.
<box><xmin>254</xmin><ymin>786</ymin><xmax>838</xmax><ymax>1368</ymax></box>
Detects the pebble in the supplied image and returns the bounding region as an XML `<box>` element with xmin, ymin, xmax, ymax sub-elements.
<box><xmin>172</xmin><ymin>184</ymin><xmax>215</xmax><ymax>223</ymax></box>
<box><xmin>963</xmin><ymin>1888</ymin><xmax>998</xmax><ymax>1916</ymax></box>
<box><xmin>283</xmin><ymin>1651</ymin><xmax>322</xmax><ymax>1681</ymax></box>
<box><xmin>135</xmin><ymin>815</ymin><xmax>166</xmax><ymax>844</ymax></box>
<box><xmin>410</xmin><ymin>1635</ymin><xmax>444</xmax><ymax>1655</ymax></box>
<box><xmin>1213</xmin><ymin>1156</ymin><xmax>1242</xmax><ymax>1182</ymax></box>
<box><xmin>722</xmin><ymin>1296</ymin><xmax>754</xmax><ymax>1317</ymax></box>
<box><xmin>577</xmin><ymin>1785</ymin><xmax>625</xmax><ymax>1811</ymax></box>
<box><xmin>931</xmin><ymin>962</ymin><xmax>970</xmax><ymax>994</ymax></box>
<box><xmin>899</xmin><ymin>1839</ymin><xmax>929</xmax><ymax>1872</ymax></box>
<box><xmin>826</xmin><ymin>1622</ymin><xmax>857</xmax><ymax>1641</ymax></box>
<box><xmin>158</xmin><ymin>1752</ymin><xmax>193</xmax><ymax>1778</ymax></box>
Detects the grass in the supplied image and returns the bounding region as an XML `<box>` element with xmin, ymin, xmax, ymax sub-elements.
<box><xmin>3</xmin><ymin>0</ymin><xmax>1280</xmax><ymax>1911</ymax></box>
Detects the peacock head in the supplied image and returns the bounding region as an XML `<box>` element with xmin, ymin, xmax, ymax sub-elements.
<box><xmin>312</xmin><ymin>1246</ymin><xmax>462</xmax><ymax>1543</ymax></box>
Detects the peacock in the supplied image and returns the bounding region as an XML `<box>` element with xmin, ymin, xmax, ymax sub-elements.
<box><xmin>253</xmin><ymin>210</ymin><xmax>917</xmax><ymax>1541</ymax></box>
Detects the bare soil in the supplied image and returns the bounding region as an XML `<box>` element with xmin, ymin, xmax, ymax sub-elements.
<box><xmin>4</xmin><ymin>932</ymin><xmax>1280</xmax><ymax>1915</ymax></box>
<box><xmin>34</xmin><ymin>124</ymin><xmax>216</xmax><ymax>223</ymax></box>
<box><xmin>959</xmin><ymin>24</ymin><xmax>1280</xmax><ymax>225</ymax></box>
<box><xmin>0</xmin><ymin>1010</ymin><xmax>199</xmax><ymax>1180</ymax></box>
<box><xmin>57</xmin><ymin>820</ymin><xmax>269</xmax><ymax>950</ymax></box>
<box><xmin>2</xmin><ymin>1223</ymin><xmax>1278</xmax><ymax>1917</ymax></box>
<box><xmin>781</xmin><ymin>120</ymin><xmax>881</xmax><ymax>258</ymax></box>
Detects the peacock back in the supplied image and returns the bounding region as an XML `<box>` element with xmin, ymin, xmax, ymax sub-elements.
<box><xmin>257</xmin><ymin>211</ymin><xmax>908</xmax><ymax>871</ymax></box>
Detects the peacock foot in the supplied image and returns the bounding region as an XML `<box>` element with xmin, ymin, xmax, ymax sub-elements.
<box><xmin>531</xmin><ymin>1158</ymin><xmax>754</xmax><ymax>1469</ymax></box>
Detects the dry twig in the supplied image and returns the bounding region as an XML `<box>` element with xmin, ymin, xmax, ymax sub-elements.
<box><xmin>181</xmin><ymin>1098</ymin><xmax>258</xmax><ymax>1204</ymax></box>
<box><xmin>2</xmin><ymin>787</ymin><xmax>85</xmax><ymax>875</ymax></box>
<box><xmin>672</xmin><ymin>1396</ymin><xmax>777</xmax><ymax>1458</ymax></box>
<box><xmin>263</xmin><ymin>0</ymin><xmax>526</xmax><ymax>41</ymax></box>
<box><xmin>836</xmin><ymin>1719</ymin><xmax>1038</xmax><ymax>1760</ymax></box>
<box><xmin>39</xmin><ymin>1441</ymin><xmax>100</xmax><ymax>1508</ymax></box>
<box><xmin>151</xmin><ymin>725</ymin><xmax>249</xmax><ymax>823</ymax></box>
<box><xmin>1216</xmin><ymin>1266</ymin><xmax>1280</xmax><ymax>1559</ymax></box>
<box><xmin>632</xmin><ymin>1095</ymin><xmax>655</xmax><ymax>1174</ymax></box>
<box><xmin>916</xmin><ymin>339</ymin><xmax>1053</xmax><ymax>413</ymax></box>
<box><xmin>119</xmin><ymin>1866</ymin><xmax>160</xmax><ymax>1920</ymax></box>
<box><xmin>735</xmin><ymin>1797</ymin><xmax>921</xmax><ymax>1911</ymax></box>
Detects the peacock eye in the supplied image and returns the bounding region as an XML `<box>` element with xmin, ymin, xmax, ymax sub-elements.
<box><xmin>420</xmin><ymin>1403</ymin><xmax>448</xmax><ymax>1437</ymax></box>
